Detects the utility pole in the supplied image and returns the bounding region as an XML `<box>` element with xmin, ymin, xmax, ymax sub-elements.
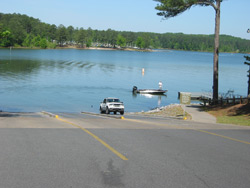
<box><xmin>245</xmin><ymin>57</ymin><xmax>250</xmax><ymax>96</ymax></box>
<box><xmin>245</xmin><ymin>29</ymin><xmax>250</xmax><ymax>96</ymax></box>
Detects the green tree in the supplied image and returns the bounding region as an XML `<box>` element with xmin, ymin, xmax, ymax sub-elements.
<box><xmin>0</xmin><ymin>28</ymin><xmax>12</xmax><ymax>47</ymax></box>
<box><xmin>8</xmin><ymin>17</ymin><xmax>26</xmax><ymax>46</ymax></box>
<box><xmin>117</xmin><ymin>34</ymin><xmax>126</xmax><ymax>48</ymax></box>
<box><xmin>31</xmin><ymin>35</ymin><xmax>41</xmax><ymax>47</ymax></box>
<box><xmin>85</xmin><ymin>27</ymin><xmax>93</xmax><ymax>47</ymax></box>
<box><xmin>122</xmin><ymin>31</ymin><xmax>136</xmax><ymax>47</ymax></box>
<box><xmin>106</xmin><ymin>29</ymin><xmax>117</xmax><ymax>47</ymax></box>
<box><xmin>86</xmin><ymin>38</ymin><xmax>92</xmax><ymax>48</ymax></box>
<box><xmin>39</xmin><ymin>38</ymin><xmax>48</xmax><ymax>49</ymax></box>
<box><xmin>1</xmin><ymin>12</ymin><xmax>250</xmax><ymax>52</ymax></box>
<box><xmin>48</xmin><ymin>24</ymin><xmax>57</xmax><ymax>41</ymax></box>
<box><xmin>136</xmin><ymin>36</ymin><xmax>145</xmax><ymax>49</ymax></box>
<box><xmin>1</xmin><ymin>30</ymin><xmax>11</xmax><ymax>38</ymax></box>
<box><xmin>67</xmin><ymin>25</ymin><xmax>75</xmax><ymax>45</ymax></box>
<box><xmin>152</xmin><ymin>36</ymin><xmax>161</xmax><ymax>48</ymax></box>
<box><xmin>142</xmin><ymin>33</ymin><xmax>152</xmax><ymax>49</ymax></box>
<box><xmin>56</xmin><ymin>24</ymin><xmax>67</xmax><ymax>46</ymax></box>
<box><xmin>155</xmin><ymin>0</ymin><xmax>222</xmax><ymax>102</ymax></box>
<box><xmin>22</xmin><ymin>34</ymin><xmax>33</xmax><ymax>47</ymax></box>
<box><xmin>75</xmin><ymin>28</ymin><xmax>86</xmax><ymax>47</ymax></box>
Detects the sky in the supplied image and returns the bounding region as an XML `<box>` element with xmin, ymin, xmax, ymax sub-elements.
<box><xmin>1</xmin><ymin>0</ymin><xmax>250</xmax><ymax>40</ymax></box>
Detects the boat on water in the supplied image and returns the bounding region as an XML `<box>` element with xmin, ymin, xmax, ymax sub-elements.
<box><xmin>132</xmin><ymin>86</ymin><xmax>167</xmax><ymax>95</ymax></box>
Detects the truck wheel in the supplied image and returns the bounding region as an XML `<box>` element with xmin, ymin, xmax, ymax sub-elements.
<box><xmin>100</xmin><ymin>107</ymin><xmax>104</xmax><ymax>114</ymax></box>
<box><xmin>120</xmin><ymin>111</ymin><xmax>124</xmax><ymax>115</ymax></box>
<box><xmin>106</xmin><ymin>107</ymin><xmax>110</xmax><ymax>114</ymax></box>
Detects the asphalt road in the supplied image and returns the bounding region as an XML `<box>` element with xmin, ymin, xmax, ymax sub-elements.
<box><xmin>0</xmin><ymin>112</ymin><xmax>250</xmax><ymax>188</ymax></box>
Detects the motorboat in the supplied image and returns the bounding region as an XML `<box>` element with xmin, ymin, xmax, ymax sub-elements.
<box><xmin>132</xmin><ymin>86</ymin><xmax>167</xmax><ymax>95</ymax></box>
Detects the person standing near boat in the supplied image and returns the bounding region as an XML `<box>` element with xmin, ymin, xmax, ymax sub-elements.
<box><xmin>159</xmin><ymin>81</ymin><xmax>162</xmax><ymax>90</ymax></box>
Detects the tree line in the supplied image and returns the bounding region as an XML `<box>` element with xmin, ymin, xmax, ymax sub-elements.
<box><xmin>0</xmin><ymin>13</ymin><xmax>250</xmax><ymax>53</ymax></box>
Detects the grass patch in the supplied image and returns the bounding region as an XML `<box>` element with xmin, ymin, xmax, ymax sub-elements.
<box><xmin>204</xmin><ymin>103</ymin><xmax>250</xmax><ymax>126</ymax></box>
<box><xmin>217</xmin><ymin>116</ymin><xmax>250</xmax><ymax>126</ymax></box>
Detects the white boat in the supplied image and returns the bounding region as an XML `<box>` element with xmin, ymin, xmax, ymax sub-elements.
<box><xmin>132</xmin><ymin>86</ymin><xmax>167</xmax><ymax>95</ymax></box>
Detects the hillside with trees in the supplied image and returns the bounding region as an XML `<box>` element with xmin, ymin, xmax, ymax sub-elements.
<box><xmin>0</xmin><ymin>13</ymin><xmax>250</xmax><ymax>53</ymax></box>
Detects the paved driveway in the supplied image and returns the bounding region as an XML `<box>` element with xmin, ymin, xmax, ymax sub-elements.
<box><xmin>0</xmin><ymin>112</ymin><xmax>250</xmax><ymax>188</ymax></box>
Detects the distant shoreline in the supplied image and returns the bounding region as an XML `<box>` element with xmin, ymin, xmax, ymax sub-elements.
<box><xmin>0</xmin><ymin>46</ymin><xmax>153</xmax><ymax>52</ymax></box>
<box><xmin>1</xmin><ymin>46</ymin><xmax>249</xmax><ymax>54</ymax></box>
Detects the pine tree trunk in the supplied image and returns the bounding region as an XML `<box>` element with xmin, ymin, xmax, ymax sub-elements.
<box><xmin>213</xmin><ymin>0</ymin><xmax>221</xmax><ymax>103</ymax></box>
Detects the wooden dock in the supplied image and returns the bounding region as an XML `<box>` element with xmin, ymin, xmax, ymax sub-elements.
<box><xmin>178</xmin><ymin>92</ymin><xmax>213</xmax><ymax>100</ymax></box>
<box><xmin>178</xmin><ymin>91</ymin><xmax>249</xmax><ymax>106</ymax></box>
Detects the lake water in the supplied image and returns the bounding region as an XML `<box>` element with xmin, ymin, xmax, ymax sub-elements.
<box><xmin>0</xmin><ymin>49</ymin><xmax>248</xmax><ymax>113</ymax></box>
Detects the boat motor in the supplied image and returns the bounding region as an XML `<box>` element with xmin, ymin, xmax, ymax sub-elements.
<box><xmin>132</xmin><ymin>86</ymin><xmax>138</xmax><ymax>93</ymax></box>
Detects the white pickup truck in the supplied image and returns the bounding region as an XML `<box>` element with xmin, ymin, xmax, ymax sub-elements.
<box><xmin>100</xmin><ymin>98</ymin><xmax>124</xmax><ymax>115</ymax></box>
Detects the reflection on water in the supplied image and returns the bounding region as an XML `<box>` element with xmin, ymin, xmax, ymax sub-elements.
<box><xmin>0</xmin><ymin>49</ymin><xmax>248</xmax><ymax>112</ymax></box>
<box><xmin>132</xmin><ymin>93</ymin><xmax>167</xmax><ymax>108</ymax></box>
<box><xmin>0</xmin><ymin>59</ymin><xmax>41</xmax><ymax>78</ymax></box>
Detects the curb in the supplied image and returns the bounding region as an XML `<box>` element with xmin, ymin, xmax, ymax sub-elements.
<box><xmin>41</xmin><ymin>111</ymin><xmax>58</xmax><ymax>118</ymax></box>
<box><xmin>81</xmin><ymin>111</ymin><xmax>125</xmax><ymax>119</ymax></box>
